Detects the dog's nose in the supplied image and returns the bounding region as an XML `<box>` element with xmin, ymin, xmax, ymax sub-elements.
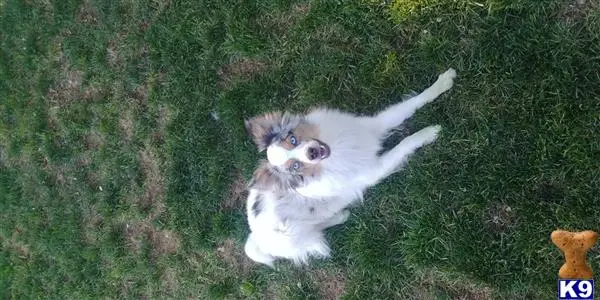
<box><xmin>308</xmin><ymin>147</ymin><xmax>320</xmax><ymax>160</ymax></box>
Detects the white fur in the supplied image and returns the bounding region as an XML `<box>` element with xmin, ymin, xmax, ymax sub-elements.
<box><xmin>245</xmin><ymin>68</ymin><xmax>457</xmax><ymax>266</ymax></box>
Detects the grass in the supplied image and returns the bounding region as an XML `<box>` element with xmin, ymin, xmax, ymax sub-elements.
<box><xmin>1</xmin><ymin>0</ymin><xmax>599</xmax><ymax>298</ymax></box>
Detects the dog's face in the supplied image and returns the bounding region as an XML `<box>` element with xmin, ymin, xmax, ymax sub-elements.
<box><xmin>245</xmin><ymin>112</ymin><xmax>330</xmax><ymax>189</ymax></box>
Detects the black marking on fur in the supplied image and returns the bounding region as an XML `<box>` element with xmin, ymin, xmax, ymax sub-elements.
<box><xmin>262</xmin><ymin>130</ymin><xmax>279</xmax><ymax>148</ymax></box>
<box><xmin>252</xmin><ymin>194</ymin><xmax>264</xmax><ymax>217</ymax></box>
<box><xmin>309</xmin><ymin>207</ymin><xmax>315</xmax><ymax>214</ymax></box>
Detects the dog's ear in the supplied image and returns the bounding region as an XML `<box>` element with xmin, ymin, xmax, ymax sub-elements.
<box><xmin>248</xmin><ymin>160</ymin><xmax>280</xmax><ymax>189</ymax></box>
<box><xmin>244</xmin><ymin>111</ymin><xmax>283</xmax><ymax>151</ymax></box>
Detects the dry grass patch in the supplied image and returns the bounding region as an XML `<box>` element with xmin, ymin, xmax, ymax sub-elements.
<box><xmin>84</xmin><ymin>131</ymin><xmax>104</xmax><ymax>150</ymax></box>
<box><xmin>2</xmin><ymin>227</ymin><xmax>31</xmax><ymax>260</ymax></box>
<box><xmin>557</xmin><ymin>0</ymin><xmax>598</xmax><ymax>24</ymax></box>
<box><xmin>215</xmin><ymin>238</ymin><xmax>254</xmax><ymax>275</ymax></box>
<box><xmin>309</xmin><ymin>267</ymin><xmax>347</xmax><ymax>300</ymax></box>
<box><xmin>152</xmin><ymin>105</ymin><xmax>171</xmax><ymax>145</ymax></box>
<box><xmin>133</xmin><ymin>83</ymin><xmax>150</xmax><ymax>107</ymax></box>
<box><xmin>217</xmin><ymin>58</ymin><xmax>267</xmax><ymax>89</ymax></box>
<box><xmin>160</xmin><ymin>267</ymin><xmax>180</xmax><ymax>295</ymax></box>
<box><xmin>222</xmin><ymin>170</ymin><xmax>247</xmax><ymax>211</ymax></box>
<box><xmin>76</xmin><ymin>0</ymin><xmax>98</xmax><ymax>25</ymax></box>
<box><xmin>47</xmin><ymin>67</ymin><xmax>83</xmax><ymax>106</ymax></box>
<box><xmin>119</xmin><ymin>111</ymin><xmax>135</xmax><ymax>142</ymax></box>
<box><xmin>150</xmin><ymin>229</ymin><xmax>181</xmax><ymax>257</ymax></box>
<box><xmin>257</xmin><ymin>3</ymin><xmax>311</xmax><ymax>36</ymax></box>
<box><xmin>409</xmin><ymin>268</ymin><xmax>494</xmax><ymax>300</ymax></box>
<box><xmin>138</xmin><ymin>148</ymin><xmax>166</xmax><ymax>218</ymax></box>
<box><xmin>81</xmin><ymin>204</ymin><xmax>104</xmax><ymax>245</ymax></box>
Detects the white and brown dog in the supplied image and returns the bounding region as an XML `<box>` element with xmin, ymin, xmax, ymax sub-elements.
<box><xmin>243</xmin><ymin>68</ymin><xmax>457</xmax><ymax>266</ymax></box>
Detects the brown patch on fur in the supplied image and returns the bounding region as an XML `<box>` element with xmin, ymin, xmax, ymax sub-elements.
<box><xmin>119</xmin><ymin>111</ymin><xmax>135</xmax><ymax>142</ymax></box>
<box><xmin>309</xmin><ymin>268</ymin><xmax>347</xmax><ymax>300</ymax></box>
<box><xmin>222</xmin><ymin>170</ymin><xmax>248</xmax><ymax>211</ymax></box>
<box><xmin>47</xmin><ymin>68</ymin><xmax>83</xmax><ymax>106</ymax></box>
<box><xmin>249</xmin><ymin>161</ymin><xmax>279</xmax><ymax>189</ymax></box>
<box><xmin>245</xmin><ymin>112</ymin><xmax>283</xmax><ymax>150</ymax></box>
<box><xmin>215</xmin><ymin>238</ymin><xmax>254</xmax><ymax>275</ymax></box>
<box><xmin>485</xmin><ymin>202</ymin><xmax>515</xmax><ymax>233</ymax></box>
<box><xmin>410</xmin><ymin>268</ymin><xmax>494</xmax><ymax>300</ymax></box>
<box><xmin>294</xmin><ymin>122</ymin><xmax>320</xmax><ymax>141</ymax></box>
<box><xmin>217</xmin><ymin>57</ymin><xmax>267</xmax><ymax>88</ymax></box>
<box><xmin>557</xmin><ymin>0</ymin><xmax>598</xmax><ymax>24</ymax></box>
<box><xmin>76</xmin><ymin>0</ymin><xmax>98</xmax><ymax>25</ymax></box>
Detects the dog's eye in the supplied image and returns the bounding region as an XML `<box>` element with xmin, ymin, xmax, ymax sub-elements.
<box><xmin>289</xmin><ymin>134</ymin><xmax>297</xmax><ymax>146</ymax></box>
<box><xmin>292</xmin><ymin>161</ymin><xmax>301</xmax><ymax>170</ymax></box>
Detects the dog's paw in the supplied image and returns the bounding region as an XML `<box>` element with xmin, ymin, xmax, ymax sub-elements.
<box><xmin>433</xmin><ymin>68</ymin><xmax>457</xmax><ymax>93</ymax></box>
<box><xmin>330</xmin><ymin>210</ymin><xmax>350</xmax><ymax>226</ymax></box>
<box><xmin>415</xmin><ymin>125</ymin><xmax>442</xmax><ymax>145</ymax></box>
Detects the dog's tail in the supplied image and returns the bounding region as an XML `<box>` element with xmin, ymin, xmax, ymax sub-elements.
<box><xmin>244</xmin><ymin>233</ymin><xmax>276</xmax><ymax>267</ymax></box>
<box><xmin>245</xmin><ymin>229</ymin><xmax>331</xmax><ymax>267</ymax></box>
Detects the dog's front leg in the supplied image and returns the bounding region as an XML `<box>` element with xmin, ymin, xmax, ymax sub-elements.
<box><xmin>369</xmin><ymin>125</ymin><xmax>441</xmax><ymax>184</ymax></box>
<box><xmin>374</xmin><ymin>68</ymin><xmax>456</xmax><ymax>132</ymax></box>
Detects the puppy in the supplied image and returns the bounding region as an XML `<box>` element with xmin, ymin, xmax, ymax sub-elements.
<box><xmin>243</xmin><ymin>68</ymin><xmax>457</xmax><ymax>266</ymax></box>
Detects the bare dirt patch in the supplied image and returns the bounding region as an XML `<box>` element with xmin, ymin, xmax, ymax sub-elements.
<box><xmin>309</xmin><ymin>267</ymin><xmax>347</xmax><ymax>300</ymax></box>
<box><xmin>217</xmin><ymin>58</ymin><xmax>267</xmax><ymax>89</ymax></box>
<box><xmin>222</xmin><ymin>170</ymin><xmax>247</xmax><ymax>211</ymax></box>
<box><xmin>215</xmin><ymin>238</ymin><xmax>254</xmax><ymax>275</ymax></box>
<box><xmin>410</xmin><ymin>268</ymin><xmax>494</xmax><ymax>300</ymax></box>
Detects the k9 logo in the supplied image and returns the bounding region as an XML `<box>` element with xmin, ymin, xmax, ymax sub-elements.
<box><xmin>558</xmin><ymin>280</ymin><xmax>594</xmax><ymax>300</ymax></box>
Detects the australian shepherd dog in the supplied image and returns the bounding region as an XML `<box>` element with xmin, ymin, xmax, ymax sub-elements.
<box><xmin>243</xmin><ymin>68</ymin><xmax>457</xmax><ymax>266</ymax></box>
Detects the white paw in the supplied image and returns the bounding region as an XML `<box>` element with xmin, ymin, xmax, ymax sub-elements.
<box><xmin>433</xmin><ymin>68</ymin><xmax>457</xmax><ymax>94</ymax></box>
<box><xmin>415</xmin><ymin>125</ymin><xmax>442</xmax><ymax>145</ymax></box>
<box><xmin>331</xmin><ymin>210</ymin><xmax>350</xmax><ymax>225</ymax></box>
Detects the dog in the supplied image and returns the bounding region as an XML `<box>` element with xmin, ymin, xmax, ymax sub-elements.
<box><xmin>243</xmin><ymin>68</ymin><xmax>457</xmax><ymax>267</ymax></box>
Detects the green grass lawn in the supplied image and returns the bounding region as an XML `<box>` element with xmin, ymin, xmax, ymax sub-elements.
<box><xmin>1</xmin><ymin>0</ymin><xmax>599</xmax><ymax>299</ymax></box>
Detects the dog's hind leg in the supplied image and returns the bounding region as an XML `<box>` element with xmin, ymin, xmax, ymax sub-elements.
<box><xmin>369</xmin><ymin>125</ymin><xmax>441</xmax><ymax>184</ymax></box>
<box><xmin>373</xmin><ymin>68</ymin><xmax>456</xmax><ymax>132</ymax></box>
